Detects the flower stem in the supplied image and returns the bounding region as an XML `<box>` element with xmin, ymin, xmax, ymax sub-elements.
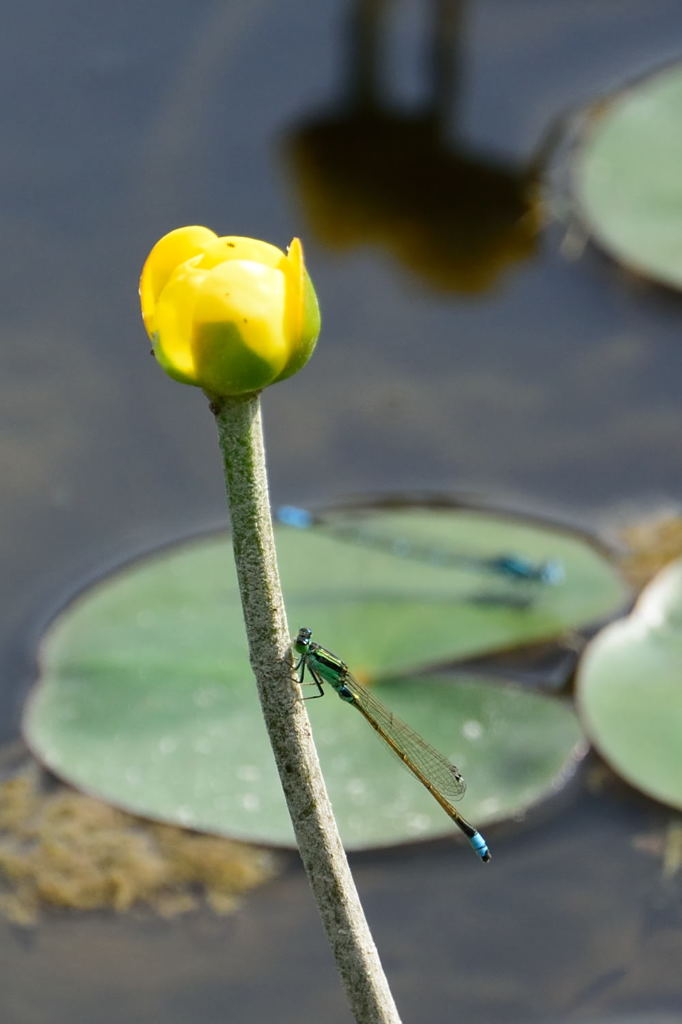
<box><xmin>211</xmin><ymin>392</ymin><xmax>402</xmax><ymax>1024</ymax></box>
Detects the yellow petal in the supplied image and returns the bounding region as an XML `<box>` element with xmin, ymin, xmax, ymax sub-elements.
<box><xmin>153</xmin><ymin>260</ymin><xmax>207</xmax><ymax>383</ymax></box>
<box><xmin>284</xmin><ymin>237</ymin><xmax>305</xmax><ymax>341</ymax></box>
<box><xmin>190</xmin><ymin>260</ymin><xmax>289</xmax><ymax>395</ymax></box>
<box><xmin>199</xmin><ymin>236</ymin><xmax>285</xmax><ymax>271</ymax></box>
<box><xmin>139</xmin><ymin>226</ymin><xmax>217</xmax><ymax>337</ymax></box>
<box><xmin>275</xmin><ymin>237</ymin><xmax>321</xmax><ymax>383</ymax></box>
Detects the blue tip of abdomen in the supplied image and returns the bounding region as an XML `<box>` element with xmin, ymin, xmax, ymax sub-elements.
<box><xmin>469</xmin><ymin>831</ymin><xmax>491</xmax><ymax>862</ymax></box>
<box><xmin>540</xmin><ymin>559</ymin><xmax>565</xmax><ymax>585</ymax></box>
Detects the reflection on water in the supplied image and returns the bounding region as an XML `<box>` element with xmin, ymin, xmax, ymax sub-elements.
<box><xmin>285</xmin><ymin>0</ymin><xmax>547</xmax><ymax>291</ymax></box>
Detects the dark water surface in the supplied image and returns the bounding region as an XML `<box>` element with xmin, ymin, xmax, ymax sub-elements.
<box><xmin>2</xmin><ymin>1</ymin><xmax>681</xmax><ymax>1021</ymax></box>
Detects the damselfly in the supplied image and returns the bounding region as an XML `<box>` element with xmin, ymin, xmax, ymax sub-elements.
<box><xmin>278</xmin><ymin>505</ymin><xmax>563</xmax><ymax>586</ymax></box>
<box><xmin>294</xmin><ymin>626</ymin><xmax>491</xmax><ymax>862</ymax></box>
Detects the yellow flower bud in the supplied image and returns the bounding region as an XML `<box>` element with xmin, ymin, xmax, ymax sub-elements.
<box><xmin>139</xmin><ymin>227</ymin><xmax>321</xmax><ymax>396</ymax></box>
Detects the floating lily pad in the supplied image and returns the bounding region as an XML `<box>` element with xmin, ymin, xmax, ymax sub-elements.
<box><xmin>577</xmin><ymin>557</ymin><xmax>682</xmax><ymax>809</ymax></box>
<box><xmin>23</xmin><ymin>503</ymin><xmax>610</xmax><ymax>847</ymax></box>
<box><xmin>25</xmin><ymin>647</ymin><xmax>584</xmax><ymax>849</ymax></box>
<box><xmin>573</xmin><ymin>62</ymin><xmax>682</xmax><ymax>288</ymax></box>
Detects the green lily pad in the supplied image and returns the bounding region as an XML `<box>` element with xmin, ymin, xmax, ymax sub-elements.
<box><xmin>23</xmin><ymin>504</ymin><xmax>610</xmax><ymax>847</ymax></box>
<box><xmin>577</xmin><ymin>557</ymin><xmax>682</xmax><ymax>809</ymax></box>
<box><xmin>25</xmin><ymin>645</ymin><xmax>584</xmax><ymax>848</ymax></box>
<box><xmin>573</xmin><ymin>62</ymin><xmax>682</xmax><ymax>289</ymax></box>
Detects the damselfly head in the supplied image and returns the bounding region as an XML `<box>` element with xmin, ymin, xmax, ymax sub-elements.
<box><xmin>294</xmin><ymin>627</ymin><xmax>313</xmax><ymax>653</ymax></box>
